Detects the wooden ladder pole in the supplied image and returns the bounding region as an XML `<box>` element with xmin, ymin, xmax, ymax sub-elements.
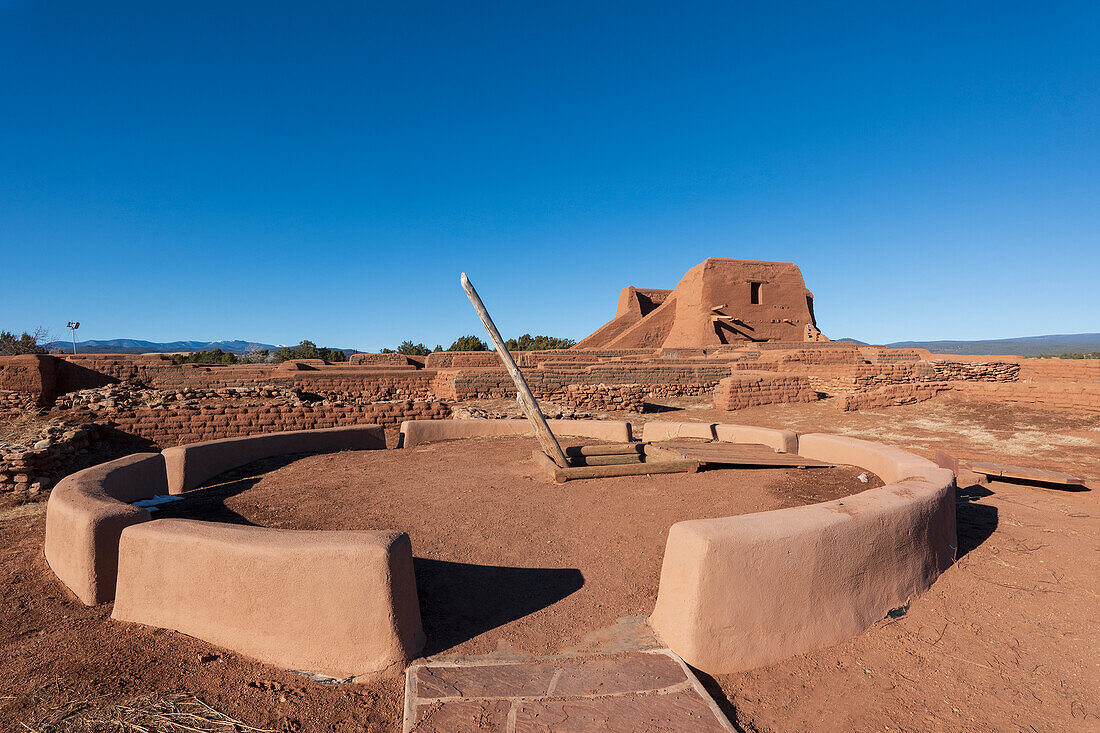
<box><xmin>460</xmin><ymin>272</ymin><xmax>571</xmax><ymax>468</ymax></box>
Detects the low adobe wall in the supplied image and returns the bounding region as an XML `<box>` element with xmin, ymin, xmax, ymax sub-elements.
<box><xmin>399</xmin><ymin>419</ymin><xmax>632</xmax><ymax>448</ymax></box>
<box><xmin>641</xmin><ymin>422</ymin><xmax>716</xmax><ymax>442</ymax></box>
<box><xmin>714</xmin><ymin>423</ymin><xmax>798</xmax><ymax>453</ymax></box>
<box><xmin>712</xmin><ymin>372</ymin><xmax>817</xmax><ymax>411</ymax></box>
<box><xmin>162</xmin><ymin>425</ymin><xmax>387</xmax><ymax>494</ymax></box>
<box><xmin>641</xmin><ymin>421</ymin><xmax>797</xmax><ymax>453</ymax></box>
<box><xmin>0</xmin><ymin>354</ymin><xmax>57</xmax><ymax>405</ymax></box>
<box><xmin>44</xmin><ymin>427</ymin><xmax>423</xmax><ymax>679</ymax></box>
<box><xmin>945</xmin><ymin>380</ymin><xmax>1100</xmax><ymax>413</ymax></box>
<box><xmin>44</xmin><ymin>453</ymin><xmax>166</xmax><ymax>605</ymax></box>
<box><xmin>837</xmin><ymin>382</ymin><xmax>950</xmax><ymax>411</ymax></box>
<box><xmin>112</xmin><ymin>520</ymin><xmax>423</xmax><ymax>680</ymax></box>
<box><xmin>650</xmin><ymin>433</ymin><xmax>956</xmax><ymax>674</ymax></box>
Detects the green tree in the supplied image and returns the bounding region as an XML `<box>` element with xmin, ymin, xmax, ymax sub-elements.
<box><xmin>0</xmin><ymin>329</ymin><xmax>50</xmax><ymax>356</ymax></box>
<box><xmin>395</xmin><ymin>341</ymin><xmax>431</xmax><ymax>356</ymax></box>
<box><xmin>272</xmin><ymin>340</ymin><xmax>348</xmax><ymax>363</ymax></box>
<box><xmin>503</xmin><ymin>333</ymin><xmax>576</xmax><ymax>351</ymax></box>
<box><xmin>447</xmin><ymin>335</ymin><xmax>488</xmax><ymax>351</ymax></box>
<box><xmin>170</xmin><ymin>349</ymin><xmax>239</xmax><ymax>365</ymax></box>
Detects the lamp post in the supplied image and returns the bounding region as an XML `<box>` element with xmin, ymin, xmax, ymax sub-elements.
<box><xmin>67</xmin><ymin>322</ymin><xmax>79</xmax><ymax>355</ymax></box>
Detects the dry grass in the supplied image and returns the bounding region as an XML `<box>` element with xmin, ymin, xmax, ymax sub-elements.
<box><xmin>20</xmin><ymin>693</ymin><xmax>276</xmax><ymax>733</ymax></box>
<box><xmin>0</xmin><ymin>407</ymin><xmax>51</xmax><ymax>446</ymax></box>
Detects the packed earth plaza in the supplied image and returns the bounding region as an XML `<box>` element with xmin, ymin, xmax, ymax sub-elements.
<box><xmin>1</xmin><ymin>258</ymin><xmax>1097</xmax><ymax>732</ymax></box>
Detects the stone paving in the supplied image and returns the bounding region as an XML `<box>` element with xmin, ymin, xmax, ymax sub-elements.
<box><xmin>403</xmin><ymin>649</ymin><xmax>734</xmax><ymax>732</ymax></box>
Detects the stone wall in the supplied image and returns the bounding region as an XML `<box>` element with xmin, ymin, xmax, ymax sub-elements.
<box><xmin>551</xmin><ymin>384</ymin><xmax>646</xmax><ymax>412</ymax></box>
<box><xmin>1</xmin><ymin>390</ymin><xmax>40</xmax><ymax>411</ymax></box>
<box><xmin>713</xmin><ymin>372</ymin><xmax>818</xmax><ymax>411</ymax></box>
<box><xmin>98</xmin><ymin>400</ymin><xmax>451</xmax><ymax>448</ymax></box>
<box><xmin>1</xmin><ymin>424</ymin><xmax>102</xmax><ymax>497</ymax></box>
<box><xmin>931</xmin><ymin>360</ymin><xmax>1020</xmax><ymax>382</ymax></box>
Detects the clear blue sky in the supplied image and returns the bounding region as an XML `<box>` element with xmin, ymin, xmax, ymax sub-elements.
<box><xmin>2</xmin><ymin>1</ymin><xmax>1097</xmax><ymax>349</ymax></box>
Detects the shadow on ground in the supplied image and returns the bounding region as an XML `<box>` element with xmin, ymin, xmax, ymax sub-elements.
<box><xmin>956</xmin><ymin>483</ymin><xmax>998</xmax><ymax>559</ymax></box>
<box><xmin>985</xmin><ymin>476</ymin><xmax>1091</xmax><ymax>492</ymax></box>
<box><xmin>154</xmin><ymin>454</ymin><xmax>313</xmax><ymax>526</ymax></box>
<box><xmin>414</xmin><ymin>558</ymin><xmax>584</xmax><ymax>657</ymax></box>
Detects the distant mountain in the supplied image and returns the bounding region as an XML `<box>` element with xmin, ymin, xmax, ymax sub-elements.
<box><xmin>883</xmin><ymin>333</ymin><xmax>1100</xmax><ymax>356</ymax></box>
<box><xmin>47</xmin><ymin>339</ymin><xmax>280</xmax><ymax>355</ymax></box>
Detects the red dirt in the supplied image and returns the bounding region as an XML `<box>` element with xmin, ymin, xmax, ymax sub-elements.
<box><xmin>2</xmin><ymin>397</ymin><xmax>1097</xmax><ymax>732</ymax></box>
<box><xmin>157</xmin><ymin>437</ymin><xmax>872</xmax><ymax>660</ymax></box>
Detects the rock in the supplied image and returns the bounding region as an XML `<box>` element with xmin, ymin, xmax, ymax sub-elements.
<box><xmin>34</xmin><ymin>439</ymin><xmax>52</xmax><ymax>450</ymax></box>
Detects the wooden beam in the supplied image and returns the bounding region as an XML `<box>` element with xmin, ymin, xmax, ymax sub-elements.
<box><xmin>968</xmin><ymin>460</ymin><xmax>1083</xmax><ymax>486</ymax></box>
<box><xmin>569</xmin><ymin>454</ymin><xmax>645</xmax><ymax>467</ymax></box>
<box><xmin>652</xmin><ymin>441</ymin><xmax>837</xmax><ymax>468</ymax></box>
<box><xmin>564</xmin><ymin>443</ymin><xmax>645</xmax><ymax>457</ymax></box>
<box><xmin>533</xmin><ymin>450</ymin><xmax>700</xmax><ymax>483</ymax></box>
<box><xmin>461</xmin><ymin>272</ymin><xmax>570</xmax><ymax>468</ymax></box>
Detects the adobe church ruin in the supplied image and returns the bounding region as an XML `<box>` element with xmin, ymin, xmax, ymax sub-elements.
<box><xmin>576</xmin><ymin>258</ymin><xmax>827</xmax><ymax>349</ymax></box>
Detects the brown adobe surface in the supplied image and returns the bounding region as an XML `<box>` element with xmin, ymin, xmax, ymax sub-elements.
<box><xmin>154</xmin><ymin>436</ymin><xmax>873</xmax><ymax>660</ymax></box>
<box><xmin>1</xmin><ymin>398</ymin><xmax>1097</xmax><ymax>732</ymax></box>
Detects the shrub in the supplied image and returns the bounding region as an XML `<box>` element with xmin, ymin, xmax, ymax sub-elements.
<box><xmin>388</xmin><ymin>341</ymin><xmax>430</xmax><ymax>356</ymax></box>
<box><xmin>503</xmin><ymin>334</ymin><xmax>576</xmax><ymax>351</ymax></box>
<box><xmin>171</xmin><ymin>349</ymin><xmax>239</xmax><ymax>365</ymax></box>
<box><xmin>272</xmin><ymin>340</ymin><xmax>348</xmax><ymax>363</ymax></box>
<box><xmin>447</xmin><ymin>335</ymin><xmax>488</xmax><ymax>352</ymax></box>
<box><xmin>0</xmin><ymin>328</ymin><xmax>50</xmax><ymax>356</ymax></box>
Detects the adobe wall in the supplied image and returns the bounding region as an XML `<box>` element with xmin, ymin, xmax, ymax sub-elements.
<box><xmin>650</xmin><ymin>431</ymin><xmax>956</xmax><ymax>674</ymax></box>
<box><xmin>1017</xmin><ymin>358</ymin><xmax>1100</xmax><ymax>383</ymax></box>
<box><xmin>113</xmin><ymin>521</ymin><xmax>423</xmax><ymax>680</ymax></box>
<box><xmin>712</xmin><ymin>372</ymin><xmax>818</xmax><ymax>411</ymax></box>
<box><xmin>102</xmin><ymin>400</ymin><xmax>450</xmax><ymax>448</ymax></box>
<box><xmin>837</xmin><ymin>383</ymin><xmax>951</xmax><ymax>411</ymax></box>
<box><xmin>43</xmin><ymin>427</ymin><xmax>424</xmax><ymax>679</ymax></box>
<box><xmin>44</xmin><ymin>452</ymin><xmax>165</xmax><ymax>604</ymax></box>
<box><xmin>945</xmin><ymin>381</ymin><xmax>1100</xmax><ymax>413</ymax></box>
<box><xmin>0</xmin><ymin>355</ymin><xmax>57</xmax><ymax>405</ymax></box>
<box><xmin>577</xmin><ymin>258</ymin><xmax>824</xmax><ymax>349</ymax></box>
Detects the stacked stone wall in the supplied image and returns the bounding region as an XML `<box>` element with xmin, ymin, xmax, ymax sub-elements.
<box><xmin>1</xmin><ymin>424</ymin><xmax>102</xmax><ymax>497</ymax></box>
<box><xmin>348</xmin><ymin>353</ymin><xmax>415</xmax><ymax>367</ymax></box>
<box><xmin>553</xmin><ymin>384</ymin><xmax>646</xmax><ymax>412</ymax></box>
<box><xmin>1</xmin><ymin>391</ymin><xmax>41</xmax><ymax>411</ymax></box>
<box><xmin>931</xmin><ymin>360</ymin><xmax>1019</xmax><ymax>382</ymax></box>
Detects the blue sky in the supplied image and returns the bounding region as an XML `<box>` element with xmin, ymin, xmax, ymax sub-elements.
<box><xmin>2</xmin><ymin>1</ymin><xmax>1097</xmax><ymax>349</ymax></box>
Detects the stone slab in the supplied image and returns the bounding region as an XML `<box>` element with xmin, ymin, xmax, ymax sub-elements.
<box><xmin>403</xmin><ymin>649</ymin><xmax>733</xmax><ymax>732</ymax></box>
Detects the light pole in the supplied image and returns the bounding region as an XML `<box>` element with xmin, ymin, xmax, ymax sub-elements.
<box><xmin>67</xmin><ymin>322</ymin><xmax>79</xmax><ymax>355</ymax></box>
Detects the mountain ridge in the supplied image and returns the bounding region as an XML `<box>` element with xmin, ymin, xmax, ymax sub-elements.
<box><xmin>833</xmin><ymin>332</ymin><xmax>1100</xmax><ymax>356</ymax></box>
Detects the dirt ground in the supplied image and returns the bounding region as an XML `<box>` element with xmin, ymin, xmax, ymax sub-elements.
<box><xmin>156</xmin><ymin>438</ymin><xmax>873</xmax><ymax>660</ymax></box>
<box><xmin>1</xmin><ymin>396</ymin><xmax>1097</xmax><ymax>732</ymax></box>
<box><xmin>607</xmin><ymin>396</ymin><xmax>1100</xmax><ymax>733</ymax></box>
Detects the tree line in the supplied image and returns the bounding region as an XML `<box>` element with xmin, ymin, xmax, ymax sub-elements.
<box><xmin>382</xmin><ymin>333</ymin><xmax>575</xmax><ymax>356</ymax></box>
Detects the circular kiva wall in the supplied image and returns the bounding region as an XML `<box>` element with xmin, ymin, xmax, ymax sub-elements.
<box><xmin>43</xmin><ymin>420</ymin><xmax>955</xmax><ymax>679</ymax></box>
